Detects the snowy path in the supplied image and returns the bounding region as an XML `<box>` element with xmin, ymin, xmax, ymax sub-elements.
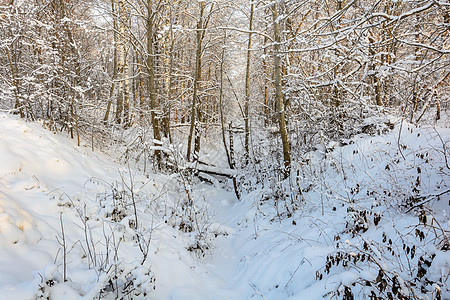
<box><xmin>196</xmin><ymin>189</ymin><xmax>247</xmax><ymax>299</ymax></box>
<box><xmin>0</xmin><ymin>114</ymin><xmax>259</xmax><ymax>300</ymax></box>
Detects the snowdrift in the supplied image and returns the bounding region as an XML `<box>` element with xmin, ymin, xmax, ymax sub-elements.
<box><xmin>0</xmin><ymin>112</ymin><xmax>448</xmax><ymax>299</ymax></box>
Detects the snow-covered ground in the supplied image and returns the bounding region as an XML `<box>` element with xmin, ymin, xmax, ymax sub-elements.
<box><xmin>0</xmin><ymin>112</ymin><xmax>449</xmax><ymax>299</ymax></box>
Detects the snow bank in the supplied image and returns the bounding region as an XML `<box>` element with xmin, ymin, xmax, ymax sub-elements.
<box><xmin>0</xmin><ymin>112</ymin><xmax>448</xmax><ymax>299</ymax></box>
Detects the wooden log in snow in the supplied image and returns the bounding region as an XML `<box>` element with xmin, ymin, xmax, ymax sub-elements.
<box><xmin>184</xmin><ymin>162</ymin><xmax>237</xmax><ymax>178</ymax></box>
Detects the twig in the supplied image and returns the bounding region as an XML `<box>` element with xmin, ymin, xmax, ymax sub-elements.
<box><xmin>59</xmin><ymin>213</ymin><xmax>67</xmax><ymax>282</ymax></box>
<box><xmin>397</xmin><ymin>115</ymin><xmax>406</xmax><ymax>161</ymax></box>
<box><xmin>434</xmin><ymin>128</ymin><xmax>450</xmax><ymax>170</ymax></box>
<box><xmin>249</xmin><ymin>283</ymin><xmax>269</xmax><ymax>300</ymax></box>
<box><xmin>285</xmin><ymin>258</ymin><xmax>310</xmax><ymax>288</ymax></box>
<box><xmin>406</xmin><ymin>189</ymin><xmax>450</xmax><ymax>213</ymax></box>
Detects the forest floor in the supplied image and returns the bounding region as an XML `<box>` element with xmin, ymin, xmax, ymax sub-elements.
<box><xmin>0</xmin><ymin>112</ymin><xmax>449</xmax><ymax>299</ymax></box>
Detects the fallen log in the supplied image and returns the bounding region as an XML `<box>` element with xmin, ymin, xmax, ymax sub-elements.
<box><xmin>184</xmin><ymin>161</ymin><xmax>237</xmax><ymax>178</ymax></box>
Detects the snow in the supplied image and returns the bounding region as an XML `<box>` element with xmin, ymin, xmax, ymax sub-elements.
<box><xmin>0</xmin><ymin>112</ymin><xmax>449</xmax><ymax>299</ymax></box>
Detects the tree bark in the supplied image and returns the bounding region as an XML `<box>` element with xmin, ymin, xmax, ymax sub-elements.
<box><xmin>219</xmin><ymin>31</ymin><xmax>232</xmax><ymax>168</ymax></box>
<box><xmin>263</xmin><ymin>35</ymin><xmax>269</xmax><ymax>126</ymax></box>
<box><xmin>116</xmin><ymin>0</ymin><xmax>130</xmax><ymax>125</ymax></box>
<box><xmin>104</xmin><ymin>0</ymin><xmax>118</xmax><ymax>124</ymax></box>
<box><xmin>272</xmin><ymin>2</ymin><xmax>291</xmax><ymax>177</ymax></box>
<box><xmin>6</xmin><ymin>47</ymin><xmax>23</xmax><ymax>118</ymax></box>
<box><xmin>147</xmin><ymin>0</ymin><xmax>162</xmax><ymax>167</ymax></box>
<box><xmin>244</xmin><ymin>0</ymin><xmax>254</xmax><ymax>162</ymax></box>
<box><xmin>187</xmin><ymin>2</ymin><xmax>205</xmax><ymax>162</ymax></box>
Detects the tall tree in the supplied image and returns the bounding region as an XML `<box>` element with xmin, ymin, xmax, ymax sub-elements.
<box><xmin>146</xmin><ymin>0</ymin><xmax>162</xmax><ymax>166</ymax></box>
<box><xmin>186</xmin><ymin>1</ymin><xmax>209</xmax><ymax>162</ymax></box>
<box><xmin>104</xmin><ymin>0</ymin><xmax>119</xmax><ymax>124</ymax></box>
<box><xmin>243</xmin><ymin>0</ymin><xmax>254</xmax><ymax>161</ymax></box>
<box><xmin>115</xmin><ymin>0</ymin><xmax>130</xmax><ymax>125</ymax></box>
<box><xmin>271</xmin><ymin>1</ymin><xmax>291</xmax><ymax>176</ymax></box>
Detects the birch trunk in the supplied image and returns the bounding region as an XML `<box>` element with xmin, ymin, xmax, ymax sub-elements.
<box><xmin>116</xmin><ymin>0</ymin><xmax>130</xmax><ymax>125</ymax></box>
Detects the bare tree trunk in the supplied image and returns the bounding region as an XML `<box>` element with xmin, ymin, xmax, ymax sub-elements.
<box><xmin>263</xmin><ymin>35</ymin><xmax>269</xmax><ymax>126</ymax></box>
<box><xmin>104</xmin><ymin>0</ymin><xmax>118</xmax><ymax>124</ymax></box>
<box><xmin>57</xmin><ymin>0</ymin><xmax>80</xmax><ymax>144</ymax></box>
<box><xmin>244</xmin><ymin>0</ymin><xmax>254</xmax><ymax>162</ymax></box>
<box><xmin>6</xmin><ymin>47</ymin><xmax>23</xmax><ymax>118</ymax></box>
<box><xmin>147</xmin><ymin>0</ymin><xmax>162</xmax><ymax>167</ymax></box>
<box><xmin>272</xmin><ymin>2</ymin><xmax>291</xmax><ymax>177</ymax></box>
<box><xmin>187</xmin><ymin>2</ymin><xmax>205</xmax><ymax>162</ymax></box>
<box><xmin>137</xmin><ymin>53</ymin><xmax>145</xmax><ymax>122</ymax></box>
<box><xmin>162</xmin><ymin>8</ymin><xmax>174</xmax><ymax>142</ymax></box>
<box><xmin>115</xmin><ymin>0</ymin><xmax>130</xmax><ymax>125</ymax></box>
<box><xmin>119</xmin><ymin>0</ymin><xmax>130</xmax><ymax>125</ymax></box>
<box><xmin>219</xmin><ymin>31</ymin><xmax>232</xmax><ymax>168</ymax></box>
<box><xmin>367</xmin><ymin>30</ymin><xmax>382</xmax><ymax>106</ymax></box>
<box><xmin>115</xmin><ymin>0</ymin><xmax>123</xmax><ymax>123</ymax></box>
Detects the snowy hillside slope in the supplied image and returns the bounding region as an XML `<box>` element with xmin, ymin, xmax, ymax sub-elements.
<box><xmin>0</xmin><ymin>112</ymin><xmax>449</xmax><ymax>300</ymax></box>
<box><xmin>226</xmin><ymin>117</ymin><xmax>450</xmax><ymax>299</ymax></box>
<box><xmin>0</xmin><ymin>113</ymin><xmax>234</xmax><ymax>299</ymax></box>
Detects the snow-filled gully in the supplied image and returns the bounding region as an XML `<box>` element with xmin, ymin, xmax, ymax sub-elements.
<box><xmin>0</xmin><ymin>113</ymin><xmax>449</xmax><ymax>300</ymax></box>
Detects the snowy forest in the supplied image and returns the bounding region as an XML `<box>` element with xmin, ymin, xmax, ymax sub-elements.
<box><xmin>0</xmin><ymin>0</ymin><xmax>449</xmax><ymax>299</ymax></box>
